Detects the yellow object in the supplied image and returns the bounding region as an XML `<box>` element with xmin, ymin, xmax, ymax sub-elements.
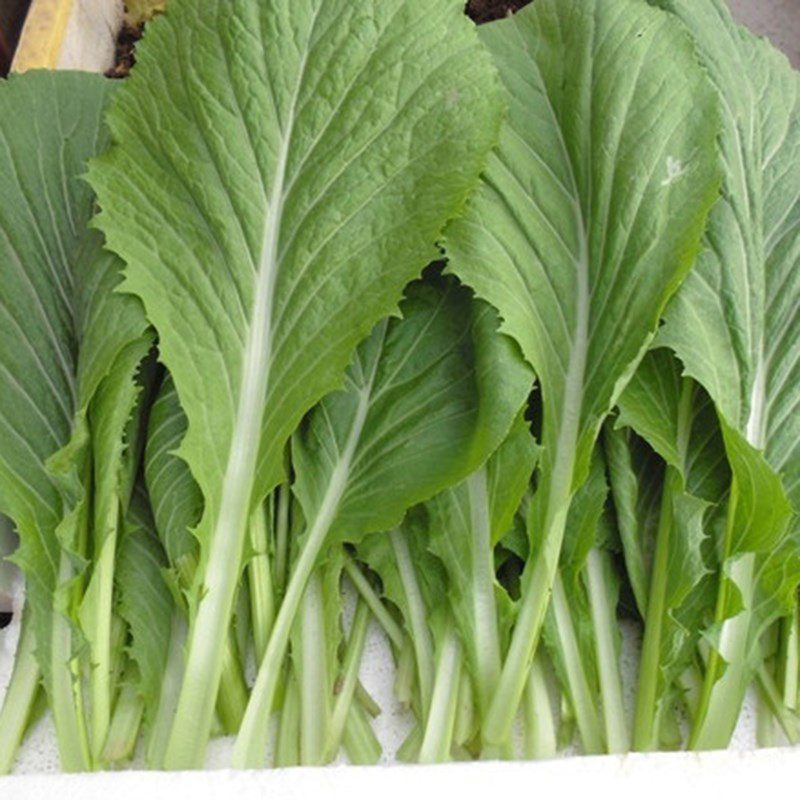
<box><xmin>11</xmin><ymin>0</ymin><xmax>74</xmax><ymax>72</ymax></box>
<box><xmin>126</xmin><ymin>0</ymin><xmax>165</xmax><ymax>25</ymax></box>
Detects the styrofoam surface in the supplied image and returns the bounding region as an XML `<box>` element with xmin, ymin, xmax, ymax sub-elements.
<box><xmin>4</xmin><ymin>748</ymin><xmax>800</xmax><ymax>800</ymax></box>
<box><xmin>0</xmin><ymin>0</ymin><xmax>798</xmax><ymax>790</ymax></box>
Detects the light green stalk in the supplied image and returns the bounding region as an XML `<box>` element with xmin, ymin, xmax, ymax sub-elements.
<box><xmin>0</xmin><ymin>612</ymin><xmax>40</xmax><ymax>774</ymax></box>
<box><xmin>325</xmin><ymin>600</ymin><xmax>370</xmax><ymax>762</ymax></box>
<box><xmin>418</xmin><ymin>621</ymin><xmax>462</xmax><ymax>764</ymax></box>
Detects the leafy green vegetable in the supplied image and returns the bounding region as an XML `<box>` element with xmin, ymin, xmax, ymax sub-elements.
<box><xmin>89</xmin><ymin>0</ymin><xmax>503</xmax><ymax>767</ymax></box>
<box><xmin>651</xmin><ymin>0</ymin><xmax>800</xmax><ymax>749</ymax></box>
<box><xmin>234</xmin><ymin>275</ymin><xmax>531</xmax><ymax>766</ymax></box>
<box><xmin>2</xmin><ymin>0</ymin><xmax>800</xmax><ymax>773</ymax></box>
<box><xmin>0</xmin><ymin>71</ymin><xmax>151</xmax><ymax>772</ymax></box>
<box><xmin>610</xmin><ymin>349</ymin><xmax>727</xmax><ymax>749</ymax></box>
<box><xmin>543</xmin><ymin>451</ymin><xmax>628</xmax><ymax>754</ymax></box>
<box><xmin>445</xmin><ymin>0</ymin><xmax>722</xmax><ymax>744</ymax></box>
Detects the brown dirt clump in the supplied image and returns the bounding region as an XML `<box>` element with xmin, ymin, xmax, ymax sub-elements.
<box><xmin>467</xmin><ymin>0</ymin><xmax>532</xmax><ymax>24</ymax></box>
<box><xmin>105</xmin><ymin>22</ymin><xmax>143</xmax><ymax>79</ymax></box>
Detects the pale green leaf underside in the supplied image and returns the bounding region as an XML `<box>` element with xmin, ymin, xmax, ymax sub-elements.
<box><xmin>446</xmin><ymin>0</ymin><xmax>721</xmax><ymax>488</ymax></box>
<box><xmin>656</xmin><ymin>0</ymin><xmax>800</xmax><ymax>508</ymax></box>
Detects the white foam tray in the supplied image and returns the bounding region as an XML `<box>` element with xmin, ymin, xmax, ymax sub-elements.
<box><xmin>2</xmin><ymin>0</ymin><xmax>798</xmax><ymax>794</ymax></box>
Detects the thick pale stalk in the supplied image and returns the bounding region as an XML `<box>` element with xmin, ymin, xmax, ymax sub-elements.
<box><xmin>52</xmin><ymin>553</ymin><xmax>92</xmax><ymax>771</ymax></box>
<box><xmin>418</xmin><ymin>623</ymin><xmax>462</xmax><ymax>764</ymax></box>
<box><xmin>550</xmin><ymin>572</ymin><xmax>604</xmax><ymax>754</ymax></box>
<box><xmin>102</xmin><ymin>679</ymin><xmax>144</xmax><ymax>764</ymax></box>
<box><xmin>274</xmin><ymin>671</ymin><xmax>300</xmax><ymax>768</ymax></box>
<box><xmin>484</xmin><ymin>426</ymin><xmax>580</xmax><ymax>744</ymax></box>
<box><xmin>523</xmin><ymin>654</ymin><xmax>557</xmax><ymax>760</ymax></box>
<box><xmin>216</xmin><ymin>630</ymin><xmax>249</xmax><ymax>733</ymax></box>
<box><xmin>586</xmin><ymin>548</ymin><xmax>629</xmax><ymax>753</ymax></box>
<box><xmin>146</xmin><ymin>611</ymin><xmax>186</xmax><ymax>768</ymax></box>
<box><xmin>756</xmin><ymin>662</ymin><xmax>800</xmax><ymax>744</ymax></box>
<box><xmin>779</xmin><ymin>610</ymin><xmax>799</xmax><ymax>712</ymax></box>
<box><xmin>690</xmin><ymin>549</ymin><xmax>756</xmax><ymax>749</ymax></box>
<box><xmin>342</xmin><ymin>703</ymin><xmax>381</xmax><ymax>765</ymax></box>
<box><xmin>466</xmin><ymin>469</ymin><xmax>503</xmax><ymax>718</ymax></box>
<box><xmin>0</xmin><ymin>612</ymin><xmax>40</xmax><ymax>774</ymax></box>
<box><xmin>233</xmin><ymin>473</ymin><xmax>352</xmax><ymax>764</ymax></box>
<box><xmin>234</xmin><ymin>383</ymin><xmax>371</xmax><ymax>767</ymax></box>
<box><xmin>87</xmin><ymin>520</ymin><xmax>118</xmax><ymax>760</ymax></box>
<box><xmin>297</xmin><ymin>570</ymin><xmax>329</xmax><ymax>766</ymax></box>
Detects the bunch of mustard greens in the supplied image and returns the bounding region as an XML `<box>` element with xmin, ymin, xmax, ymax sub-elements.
<box><xmin>0</xmin><ymin>0</ymin><xmax>797</xmax><ymax>773</ymax></box>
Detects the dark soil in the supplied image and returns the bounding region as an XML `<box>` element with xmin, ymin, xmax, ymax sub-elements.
<box><xmin>0</xmin><ymin>612</ymin><xmax>11</xmax><ymax>630</ymax></box>
<box><xmin>105</xmin><ymin>21</ymin><xmax>143</xmax><ymax>79</ymax></box>
<box><xmin>467</xmin><ymin>0</ymin><xmax>532</xmax><ymax>24</ymax></box>
<box><xmin>0</xmin><ymin>0</ymin><xmax>32</xmax><ymax>77</ymax></box>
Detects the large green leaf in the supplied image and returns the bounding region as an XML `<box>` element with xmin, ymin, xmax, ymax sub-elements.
<box><xmin>236</xmin><ymin>275</ymin><xmax>531</xmax><ymax>765</ymax></box>
<box><xmin>0</xmin><ymin>72</ymin><xmax>150</xmax><ymax>771</ymax></box>
<box><xmin>88</xmin><ymin>0</ymin><xmax>503</xmax><ymax>766</ymax></box>
<box><xmin>291</xmin><ymin>280</ymin><xmax>532</xmax><ymax>549</ymax></box>
<box><xmin>444</xmin><ymin>0</ymin><xmax>722</xmax><ymax>742</ymax></box>
<box><xmin>651</xmin><ymin>0</ymin><xmax>800</xmax><ymax>748</ymax></box>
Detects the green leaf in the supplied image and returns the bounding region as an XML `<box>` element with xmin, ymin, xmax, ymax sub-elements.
<box><xmin>604</xmin><ymin>426</ymin><xmax>663</xmax><ymax>618</ymax></box>
<box><xmin>77</xmin><ymin>336</ymin><xmax>155</xmax><ymax>758</ymax></box>
<box><xmin>0</xmin><ymin>72</ymin><xmax>149</xmax><ymax>770</ymax></box>
<box><xmin>445</xmin><ymin>0</ymin><xmax>722</xmax><ymax>742</ymax></box>
<box><xmin>88</xmin><ymin>0</ymin><xmax>503</xmax><ymax>766</ymax></box>
<box><xmin>649</xmin><ymin>0</ymin><xmax>800</xmax><ymax>748</ymax></box>
<box><xmin>292</xmin><ymin>280</ymin><xmax>532</xmax><ymax>549</ymax></box>
<box><xmin>237</xmin><ymin>275</ymin><xmax>531</xmax><ymax>765</ymax></box>
<box><xmin>144</xmin><ymin>375</ymin><xmax>202</xmax><ymax>576</ymax></box>
<box><xmin>115</xmin><ymin>486</ymin><xmax>173</xmax><ymax>728</ymax></box>
<box><xmin>612</xmin><ymin>350</ymin><xmax>725</xmax><ymax>749</ymax></box>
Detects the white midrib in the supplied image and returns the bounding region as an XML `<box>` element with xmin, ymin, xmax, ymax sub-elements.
<box><xmin>298</xmin><ymin>570</ymin><xmax>327</xmax><ymax>765</ymax></box>
<box><xmin>745</xmin><ymin>348</ymin><xmax>767</xmax><ymax>450</ymax></box>
<box><xmin>544</xmin><ymin>204</ymin><xmax>591</xmax><ymax>543</ymax></box>
<box><xmin>167</xmin><ymin>92</ymin><xmax>298</xmax><ymax>765</ymax></box>
<box><xmin>466</xmin><ymin>468</ymin><xmax>501</xmax><ymax>706</ymax></box>
<box><xmin>210</xmin><ymin>123</ymin><xmax>295</xmax><ymax>572</ymax></box>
